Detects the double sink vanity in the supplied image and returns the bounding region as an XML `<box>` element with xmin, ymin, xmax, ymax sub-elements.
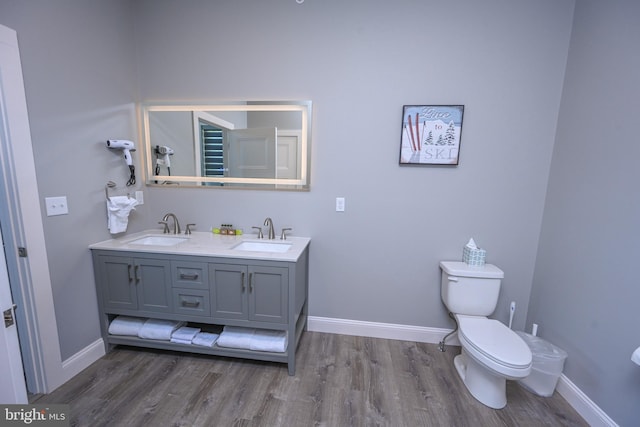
<box><xmin>91</xmin><ymin>99</ymin><xmax>313</xmax><ymax>374</ymax></box>
<box><xmin>90</xmin><ymin>229</ymin><xmax>310</xmax><ymax>375</ymax></box>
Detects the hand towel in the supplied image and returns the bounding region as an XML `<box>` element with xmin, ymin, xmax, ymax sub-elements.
<box><xmin>107</xmin><ymin>196</ymin><xmax>139</xmax><ymax>234</ymax></box>
<box><xmin>216</xmin><ymin>326</ymin><xmax>255</xmax><ymax>349</ymax></box>
<box><xmin>250</xmin><ymin>329</ymin><xmax>288</xmax><ymax>353</ymax></box>
<box><xmin>138</xmin><ymin>319</ymin><xmax>185</xmax><ymax>341</ymax></box>
<box><xmin>192</xmin><ymin>332</ymin><xmax>220</xmax><ymax>347</ymax></box>
<box><xmin>108</xmin><ymin>316</ymin><xmax>145</xmax><ymax>336</ymax></box>
<box><xmin>170</xmin><ymin>326</ymin><xmax>201</xmax><ymax>344</ymax></box>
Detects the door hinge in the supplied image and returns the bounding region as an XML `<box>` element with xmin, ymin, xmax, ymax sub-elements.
<box><xmin>17</xmin><ymin>246</ymin><xmax>27</xmax><ymax>257</ymax></box>
<box><xmin>4</xmin><ymin>307</ymin><xmax>14</xmax><ymax>328</ymax></box>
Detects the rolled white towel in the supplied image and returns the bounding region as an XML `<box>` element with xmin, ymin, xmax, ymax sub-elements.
<box><xmin>192</xmin><ymin>332</ymin><xmax>220</xmax><ymax>347</ymax></box>
<box><xmin>216</xmin><ymin>326</ymin><xmax>255</xmax><ymax>349</ymax></box>
<box><xmin>250</xmin><ymin>329</ymin><xmax>288</xmax><ymax>353</ymax></box>
<box><xmin>138</xmin><ymin>319</ymin><xmax>185</xmax><ymax>340</ymax></box>
<box><xmin>108</xmin><ymin>316</ymin><xmax>145</xmax><ymax>336</ymax></box>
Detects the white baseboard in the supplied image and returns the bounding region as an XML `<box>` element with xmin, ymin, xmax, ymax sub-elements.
<box><xmin>556</xmin><ymin>374</ymin><xmax>618</xmax><ymax>427</ymax></box>
<box><xmin>307</xmin><ymin>315</ymin><xmax>460</xmax><ymax>346</ymax></box>
<box><xmin>307</xmin><ymin>316</ymin><xmax>613</xmax><ymax>426</ymax></box>
<box><xmin>60</xmin><ymin>338</ymin><xmax>105</xmax><ymax>386</ymax></box>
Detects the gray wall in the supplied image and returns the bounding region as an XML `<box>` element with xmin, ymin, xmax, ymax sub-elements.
<box><xmin>15</xmin><ymin>0</ymin><xmax>640</xmax><ymax>422</ymax></box>
<box><xmin>135</xmin><ymin>0</ymin><xmax>573</xmax><ymax>333</ymax></box>
<box><xmin>0</xmin><ymin>0</ymin><xmax>572</xmax><ymax>366</ymax></box>
<box><xmin>528</xmin><ymin>0</ymin><xmax>640</xmax><ymax>424</ymax></box>
<box><xmin>0</xmin><ymin>0</ymin><xmax>148</xmax><ymax>359</ymax></box>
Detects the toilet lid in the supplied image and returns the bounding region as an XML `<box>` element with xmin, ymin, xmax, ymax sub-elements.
<box><xmin>457</xmin><ymin>316</ymin><xmax>532</xmax><ymax>369</ymax></box>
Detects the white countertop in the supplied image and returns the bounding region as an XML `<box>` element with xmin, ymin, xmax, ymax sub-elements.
<box><xmin>89</xmin><ymin>229</ymin><xmax>310</xmax><ymax>262</ymax></box>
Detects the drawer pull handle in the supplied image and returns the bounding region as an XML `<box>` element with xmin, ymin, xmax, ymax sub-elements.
<box><xmin>181</xmin><ymin>300</ymin><xmax>200</xmax><ymax>308</ymax></box>
<box><xmin>127</xmin><ymin>264</ymin><xmax>132</xmax><ymax>282</ymax></box>
<box><xmin>241</xmin><ymin>272</ymin><xmax>245</xmax><ymax>292</ymax></box>
<box><xmin>249</xmin><ymin>273</ymin><xmax>253</xmax><ymax>293</ymax></box>
<box><xmin>179</xmin><ymin>273</ymin><xmax>199</xmax><ymax>280</ymax></box>
<box><xmin>134</xmin><ymin>265</ymin><xmax>140</xmax><ymax>283</ymax></box>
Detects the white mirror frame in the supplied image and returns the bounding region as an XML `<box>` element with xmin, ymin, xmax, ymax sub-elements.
<box><xmin>140</xmin><ymin>101</ymin><xmax>312</xmax><ymax>190</ymax></box>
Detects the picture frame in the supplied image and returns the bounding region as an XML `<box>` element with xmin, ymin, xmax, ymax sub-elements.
<box><xmin>399</xmin><ymin>105</ymin><xmax>464</xmax><ymax>166</ymax></box>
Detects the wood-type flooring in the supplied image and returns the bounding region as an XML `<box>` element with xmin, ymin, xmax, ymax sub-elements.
<box><xmin>31</xmin><ymin>331</ymin><xmax>588</xmax><ymax>426</ymax></box>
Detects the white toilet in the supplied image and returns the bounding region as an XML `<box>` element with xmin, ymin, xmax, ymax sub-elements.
<box><xmin>440</xmin><ymin>261</ymin><xmax>532</xmax><ymax>409</ymax></box>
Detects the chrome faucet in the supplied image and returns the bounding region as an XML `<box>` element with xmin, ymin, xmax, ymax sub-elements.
<box><xmin>264</xmin><ymin>217</ymin><xmax>275</xmax><ymax>240</ymax></box>
<box><xmin>161</xmin><ymin>213</ymin><xmax>181</xmax><ymax>234</ymax></box>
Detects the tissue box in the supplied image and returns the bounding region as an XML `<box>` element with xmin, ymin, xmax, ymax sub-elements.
<box><xmin>463</xmin><ymin>246</ymin><xmax>486</xmax><ymax>266</ymax></box>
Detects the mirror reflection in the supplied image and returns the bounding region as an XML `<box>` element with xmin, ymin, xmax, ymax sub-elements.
<box><xmin>141</xmin><ymin>101</ymin><xmax>311</xmax><ymax>190</ymax></box>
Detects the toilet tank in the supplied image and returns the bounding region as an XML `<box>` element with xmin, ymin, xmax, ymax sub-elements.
<box><xmin>440</xmin><ymin>261</ymin><xmax>504</xmax><ymax>316</ymax></box>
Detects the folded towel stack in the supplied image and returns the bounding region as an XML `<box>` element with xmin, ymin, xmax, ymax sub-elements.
<box><xmin>249</xmin><ymin>328</ymin><xmax>289</xmax><ymax>353</ymax></box>
<box><xmin>108</xmin><ymin>316</ymin><xmax>145</xmax><ymax>336</ymax></box>
<box><xmin>216</xmin><ymin>326</ymin><xmax>288</xmax><ymax>353</ymax></box>
<box><xmin>170</xmin><ymin>326</ymin><xmax>201</xmax><ymax>344</ymax></box>
<box><xmin>192</xmin><ymin>332</ymin><xmax>220</xmax><ymax>347</ymax></box>
<box><xmin>138</xmin><ymin>319</ymin><xmax>185</xmax><ymax>340</ymax></box>
<box><xmin>216</xmin><ymin>326</ymin><xmax>255</xmax><ymax>349</ymax></box>
<box><xmin>107</xmin><ymin>318</ymin><xmax>281</xmax><ymax>351</ymax></box>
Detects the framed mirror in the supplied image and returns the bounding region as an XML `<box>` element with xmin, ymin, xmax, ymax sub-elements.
<box><xmin>140</xmin><ymin>100</ymin><xmax>312</xmax><ymax>190</ymax></box>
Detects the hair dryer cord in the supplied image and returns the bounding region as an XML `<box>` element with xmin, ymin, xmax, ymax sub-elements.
<box><xmin>126</xmin><ymin>165</ymin><xmax>136</xmax><ymax>186</ymax></box>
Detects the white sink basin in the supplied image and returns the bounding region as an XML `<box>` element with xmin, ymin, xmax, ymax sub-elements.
<box><xmin>232</xmin><ymin>240</ymin><xmax>292</xmax><ymax>253</ymax></box>
<box><xmin>128</xmin><ymin>235</ymin><xmax>189</xmax><ymax>246</ymax></box>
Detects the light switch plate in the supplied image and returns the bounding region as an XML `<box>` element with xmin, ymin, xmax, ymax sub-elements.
<box><xmin>45</xmin><ymin>196</ymin><xmax>69</xmax><ymax>216</ymax></box>
<box><xmin>336</xmin><ymin>197</ymin><xmax>345</xmax><ymax>212</ymax></box>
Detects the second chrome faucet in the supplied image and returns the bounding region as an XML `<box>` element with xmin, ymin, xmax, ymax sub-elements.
<box><xmin>160</xmin><ymin>213</ymin><xmax>180</xmax><ymax>234</ymax></box>
<box><xmin>263</xmin><ymin>217</ymin><xmax>275</xmax><ymax>240</ymax></box>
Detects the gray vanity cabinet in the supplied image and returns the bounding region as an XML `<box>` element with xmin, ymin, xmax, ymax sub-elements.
<box><xmin>210</xmin><ymin>263</ymin><xmax>288</xmax><ymax>324</ymax></box>
<box><xmin>95</xmin><ymin>253</ymin><xmax>172</xmax><ymax>315</ymax></box>
<box><xmin>91</xmin><ymin>246</ymin><xmax>309</xmax><ymax>375</ymax></box>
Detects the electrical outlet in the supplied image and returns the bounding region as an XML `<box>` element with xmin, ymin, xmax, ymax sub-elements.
<box><xmin>45</xmin><ymin>196</ymin><xmax>69</xmax><ymax>216</ymax></box>
<box><xmin>336</xmin><ymin>197</ymin><xmax>345</xmax><ymax>212</ymax></box>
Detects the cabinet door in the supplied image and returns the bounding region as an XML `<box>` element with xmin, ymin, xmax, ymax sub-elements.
<box><xmin>210</xmin><ymin>264</ymin><xmax>248</xmax><ymax>320</ymax></box>
<box><xmin>249</xmin><ymin>265</ymin><xmax>288</xmax><ymax>324</ymax></box>
<box><xmin>98</xmin><ymin>254</ymin><xmax>137</xmax><ymax>311</ymax></box>
<box><xmin>134</xmin><ymin>258</ymin><xmax>172</xmax><ymax>313</ymax></box>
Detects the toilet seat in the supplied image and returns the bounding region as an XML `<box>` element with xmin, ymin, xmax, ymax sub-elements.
<box><xmin>456</xmin><ymin>315</ymin><xmax>532</xmax><ymax>379</ymax></box>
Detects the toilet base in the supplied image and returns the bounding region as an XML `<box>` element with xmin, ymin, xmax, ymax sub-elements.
<box><xmin>454</xmin><ymin>349</ymin><xmax>507</xmax><ymax>409</ymax></box>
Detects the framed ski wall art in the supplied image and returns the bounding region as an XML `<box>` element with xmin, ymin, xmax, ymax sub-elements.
<box><xmin>399</xmin><ymin>105</ymin><xmax>464</xmax><ymax>166</ymax></box>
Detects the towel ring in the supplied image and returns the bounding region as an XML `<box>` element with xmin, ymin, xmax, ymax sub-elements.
<box><xmin>105</xmin><ymin>181</ymin><xmax>131</xmax><ymax>201</ymax></box>
<box><xmin>105</xmin><ymin>181</ymin><xmax>116</xmax><ymax>201</ymax></box>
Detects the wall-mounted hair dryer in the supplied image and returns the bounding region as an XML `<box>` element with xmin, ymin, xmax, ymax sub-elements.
<box><xmin>107</xmin><ymin>139</ymin><xmax>136</xmax><ymax>186</ymax></box>
<box><xmin>154</xmin><ymin>145</ymin><xmax>174</xmax><ymax>176</ymax></box>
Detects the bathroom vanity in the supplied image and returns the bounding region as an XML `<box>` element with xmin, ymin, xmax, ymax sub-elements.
<box><xmin>89</xmin><ymin>231</ymin><xmax>310</xmax><ymax>375</ymax></box>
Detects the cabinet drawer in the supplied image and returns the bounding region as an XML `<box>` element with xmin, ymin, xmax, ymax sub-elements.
<box><xmin>172</xmin><ymin>261</ymin><xmax>208</xmax><ymax>289</ymax></box>
<box><xmin>172</xmin><ymin>289</ymin><xmax>210</xmax><ymax>316</ymax></box>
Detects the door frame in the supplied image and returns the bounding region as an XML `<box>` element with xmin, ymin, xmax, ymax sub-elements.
<box><xmin>0</xmin><ymin>23</ymin><xmax>64</xmax><ymax>394</ymax></box>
